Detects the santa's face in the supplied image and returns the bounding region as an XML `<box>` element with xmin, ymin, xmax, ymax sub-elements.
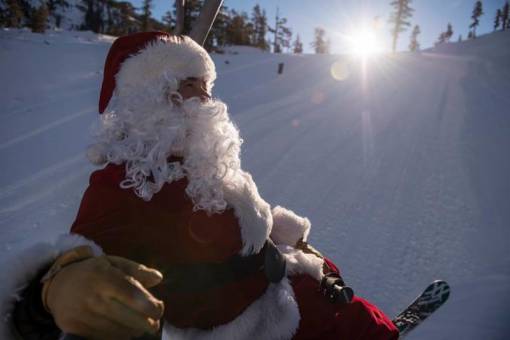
<box><xmin>177</xmin><ymin>77</ymin><xmax>210</xmax><ymax>101</ymax></box>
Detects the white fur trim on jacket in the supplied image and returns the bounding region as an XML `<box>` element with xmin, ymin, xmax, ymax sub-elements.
<box><xmin>116</xmin><ymin>35</ymin><xmax>216</xmax><ymax>100</ymax></box>
<box><xmin>0</xmin><ymin>234</ymin><xmax>102</xmax><ymax>338</ymax></box>
<box><xmin>163</xmin><ymin>278</ymin><xmax>299</xmax><ymax>340</ymax></box>
<box><xmin>224</xmin><ymin>171</ymin><xmax>273</xmax><ymax>256</ymax></box>
<box><xmin>278</xmin><ymin>245</ymin><xmax>324</xmax><ymax>281</ymax></box>
<box><xmin>270</xmin><ymin>206</ymin><xmax>311</xmax><ymax>247</ymax></box>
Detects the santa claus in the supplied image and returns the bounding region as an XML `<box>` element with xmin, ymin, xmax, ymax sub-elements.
<box><xmin>4</xmin><ymin>32</ymin><xmax>398</xmax><ymax>340</ymax></box>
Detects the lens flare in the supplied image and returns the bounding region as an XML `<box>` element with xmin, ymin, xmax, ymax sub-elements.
<box><xmin>330</xmin><ymin>60</ymin><xmax>351</xmax><ymax>81</ymax></box>
<box><xmin>347</xmin><ymin>29</ymin><xmax>383</xmax><ymax>57</ymax></box>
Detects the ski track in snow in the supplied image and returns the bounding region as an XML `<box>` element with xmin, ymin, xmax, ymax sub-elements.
<box><xmin>0</xmin><ymin>106</ymin><xmax>95</xmax><ymax>150</ymax></box>
<box><xmin>1</xmin><ymin>30</ymin><xmax>510</xmax><ymax>339</ymax></box>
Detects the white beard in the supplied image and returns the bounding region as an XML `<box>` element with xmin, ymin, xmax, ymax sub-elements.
<box><xmin>89</xmin><ymin>95</ymin><xmax>243</xmax><ymax>214</ymax></box>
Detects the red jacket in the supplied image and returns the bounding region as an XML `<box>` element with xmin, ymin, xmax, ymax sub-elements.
<box><xmin>71</xmin><ymin>164</ymin><xmax>398</xmax><ymax>339</ymax></box>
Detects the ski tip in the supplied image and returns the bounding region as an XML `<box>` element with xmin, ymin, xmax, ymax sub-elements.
<box><xmin>427</xmin><ymin>280</ymin><xmax>451</xmax><ymax>300</ymax></box>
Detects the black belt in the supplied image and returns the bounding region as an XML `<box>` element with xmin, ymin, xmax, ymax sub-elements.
<box><xmin>160</xmin><ymin>239</ymin><xmax>286</xmax><ymax>293</ymax></box>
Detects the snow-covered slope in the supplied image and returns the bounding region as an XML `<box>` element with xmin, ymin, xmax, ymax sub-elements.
<box><xmin>1</xmin><ymin>28</ymin><xmax>510</xmax><ymax>339</ymax></box>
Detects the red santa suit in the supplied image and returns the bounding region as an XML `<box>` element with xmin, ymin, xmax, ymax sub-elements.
<box><xmin>72</xmin><ymin>32</ymin><xmax>398</xmax><ymax>339</ymax></box>
<box><xmin>70</xmin><ymin>162</ymin><xmax>398</xmax><ymax>339</ymax></box>
<box><xmin>0</xmin><ymin>32</ymin><xmax>398</xmax><ymax>340</ymax></box>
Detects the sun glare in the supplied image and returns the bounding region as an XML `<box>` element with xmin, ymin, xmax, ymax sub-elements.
<box><xmin>347</xmin><ymin>29</ymin><xmax>383</xmax><ymax>57</ymax></box>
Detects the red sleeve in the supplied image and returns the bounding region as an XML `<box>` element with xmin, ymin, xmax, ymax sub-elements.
<box><xmin>70</xmin><ymin>178</ymin><xmax>134</xmax><ymax>251</ymax></box>
<box><xmin>291</xmin><ymin>274</ymin><xmax>399</xmax><ymax>340</ymax></box>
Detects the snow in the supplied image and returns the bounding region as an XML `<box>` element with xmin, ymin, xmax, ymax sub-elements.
<box><xmin>1</xmin><ymin>28</ymin><xmax>510</xmax><ymax>339</ymax></box>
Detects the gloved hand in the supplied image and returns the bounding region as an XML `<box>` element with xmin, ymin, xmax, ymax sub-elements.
<box><xmin>43</xmin><ymin>246</ymin><xmax>164</xmax><ymax>339</ymax></box>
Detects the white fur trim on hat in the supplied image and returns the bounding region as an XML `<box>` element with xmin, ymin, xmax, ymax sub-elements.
<box><xmin>116</xmin><ymin>35</ymin><xmax>216</xmax><ymax>99</ymax></box>
<box><xmin>0</xmin><ymin>234</ymin><xmax>102</xmax><ymax>338</ymax></box>
<box><xmin>163</xmin><ymin>278</ymin><xmax>300</xmax><ymax>340</ymax></box>
<box><xmin>270</xmin><ymin>206</ymin><xmax>311</xmax><ymax>246</ymax></box>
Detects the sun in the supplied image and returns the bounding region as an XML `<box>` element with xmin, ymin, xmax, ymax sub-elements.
<box><xmin>346</xmin><ymin>29</ymin><xmax>383</xmax><ymax>57</ymax></box>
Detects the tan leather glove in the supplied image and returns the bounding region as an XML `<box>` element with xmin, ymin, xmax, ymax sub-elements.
<box><xmin>42</xmin><ymin>246</ymin><xmax>164</xmax><ymax>339</ymax></box>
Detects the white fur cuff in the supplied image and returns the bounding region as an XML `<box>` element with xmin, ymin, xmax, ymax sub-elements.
<box><xmin>163</xmin><ymin>278</ymin><xmax>300</xmax><ymax>340</ymax></box>
<box><xmin>270</xmin><ymin>206</ymin><xmax>311</xmax><ymax>246</ymax></box>
<box><xmin>0</xmin><ymin>234</ymin><xmax>102</xmax><ymax>338</ymax></box>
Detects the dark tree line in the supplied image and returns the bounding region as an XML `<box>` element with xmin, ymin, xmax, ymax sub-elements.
<box><xmin>0</xmin><ymin>0</ymin><xmax>167</xmax><ymax>34</ymax></box>
<box><xmin>402</xmin><ymin>0</ymin><xmax>504</xmax><ymax>51</ymax></box>
<box><xmin>163</xmin><ymin>2</ymin><xmax>294</xmax><ymax>52</ymax></box>
<box><xmin>0</xmin><ymin>0</ymin><xmax>313</xmax><ymax>53</ymax></box>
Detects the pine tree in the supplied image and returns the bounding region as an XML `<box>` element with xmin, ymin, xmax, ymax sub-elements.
<box><xmin>107</xmin><ymin>1</ymin><xmax>138</xmax><ymax>35</ymax></box>
<box><xmin>82</xmin><ymin>0</ymin><xmax>105</xmax><ymax>33</ymax></box>
<box><xmin>140</xmin><ymin>0</ymin><xmax>152</xmax><ymax>31</ymax></box>
<box><xmin>30</xmin><ymin>3</ymin><xmax>49</xmax><ymax>33</ymax></box>
<box><xmin>162</xmin><ymin>10</ymin><xmax>173</xmax><ymax>32</ymax></box>
<box><xmin>389</xmin><ymin>0</ymin><xmax>414</xmax><ymax>53</ymax></box>
<box><xmin>292</xmin><ymin>34</ymin><xmax>303</xmax><ymax>53</ymax></box>
<box><xmin>277</xmin><ymin>20</ymin><xmax>292</xmax><ymax>52</ymax></box>
<box><xmin>311</xmin><ymin>27</ymin><xmax>329</xmax><ymax>54</ymax></box>
<box><xmin>409</xmin><ymin>24</ymin><xmax>420</xmax><ymax>51</ymax></box>
<box><xmin>436</xmin><ymin>32</ymin><xmax>447</xmax><ymax>45</ymax></box>
<box><xmin>445</xmin><ymin>23</ymin><xmax>453</xmax><ymax>41</ymax></box>
<box><xmin>205</xmin><ymin>4</ymin><xmax>229</xmax><ymax>50</ymax></box>
<box><xmin>225</xmin><ymin>10</ymin><xmax>251</xmax><ymax>45</ymax></box>
<box><xmin>502</xmin><ymin>2</ymin><xmax>509</xmax><ymax>31</ymax></box>
<box><xmin>2</xmin><ymin>0</ymin><xmax>24</xmax><ymax>28</ymax></box>
<box><xmin>436</xmin><ymin>23</ymin><xmax>453</xmax><ymax>45</ymax></box>
<box><xmin>469</xmin><ymin>1</ymin><xmax>483</xmax><ymax>38</ymax></box>
<box><xmin>173</xmin><ymin>0</ymin><xmax>201</xmax><ymax>35</ymax></box>
<box><xmin>269</xmin><ymin>7</ymin><xmax>291</xmax><ymax>53</ymax></box>
<box><xmin>251</xmin><ymin>4</ymin><xmax>269</xmax><ymax>50</ymax></box>
<box><xmin>494</xmin><ymin>9</ymin><xmax>502</xmax><ymax>31</ymax></box>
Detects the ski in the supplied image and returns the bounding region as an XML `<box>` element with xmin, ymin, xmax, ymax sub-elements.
<box><xmin>392</xmin><ymin>280</ymin><xmax>450</xmax><ymax>337</ymax></box>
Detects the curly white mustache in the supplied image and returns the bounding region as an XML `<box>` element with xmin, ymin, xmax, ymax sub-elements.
<box><xmin>89</xmin><ymin>95</ymin><xmax>243</xmax><ymax>214</ymax></box>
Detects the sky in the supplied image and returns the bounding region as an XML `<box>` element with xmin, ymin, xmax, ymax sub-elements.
<box><xmin>129</xmin><ymin>0</ymin><xmax>505</xmax><ymax>53</ymax></box>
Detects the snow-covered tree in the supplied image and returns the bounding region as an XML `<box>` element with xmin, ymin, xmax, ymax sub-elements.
<box><xmin>469</xmin><ymin>1</ymin><xmax>483</xmax><ymax>38</ymax></box>
<box><xmin>389</xmin><ymin>0</ymin><xmax>414</xmax><ymax>53</ymax></box>
<box><xmin>409</xmin><ymin>24</ymin><xmax>420</xmax><ymax>51</ymax></box>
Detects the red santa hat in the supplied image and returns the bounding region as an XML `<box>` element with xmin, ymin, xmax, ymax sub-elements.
<box><xmin>98</xmin><ymin>31</ymin><xmax>216</xmax><ymax>113</ymax></box>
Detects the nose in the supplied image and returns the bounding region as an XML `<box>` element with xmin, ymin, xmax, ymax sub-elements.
<box><xmin>199</xmin><ymin>88</ymin><xmax>211</xmax><ymax>102</ymax></box>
